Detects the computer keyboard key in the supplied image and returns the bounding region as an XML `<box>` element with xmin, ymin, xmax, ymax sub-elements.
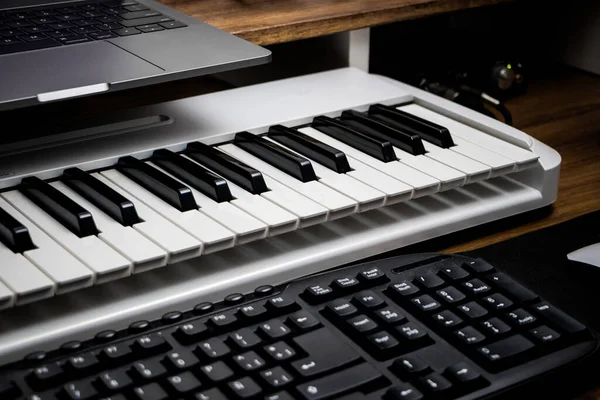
<box><xmin>455</xmin><ymin>326</ymin><xmax>486</xmax><ymax>345</ymax></box>
<box><xmin>325</xmin><ymin>299</ymin><xmax>358</xmax><ymax>319</ymax></box>
<box><xmin>113</xmin><ymin>27</ymin><xmax>140</xmax><ymax>36</ymax></box>
<box><xmin>482</xmin><ymin>318</ymin><xmax>512</xmax><ymax>336</ymax></box>
<box><xmin>488</xmin><ymin>273</ymin><xmax>539</xmax><ymax>303</ymax></box>
<box><xmin>65</xmin><ymin>352</ymin><xmax>100</xmax><ymax>374</ymax></box>
<box><xmin>199</xmin><ymin>361</ymin><xmax>234</xmax><ymax>383</ymax></box>
<box><xmin>458</xmin><ymin>302</ymin><xmax>488</xmax><ymax>319</ymax></box>
<box><xmin>0</xmin><ymin>29</ymin><xmax>23</xmax><ymax>37</ymax></box>
<box><xmin>98</xmin><ymin>368</ymin><xmax>133</xmax><ymax>392</ymax></box>
<box><xmin>43</xmin><ymin>29</ymin><xmax>72</xmax><ymax>38</ymax></box>
<box><xmin>48</xmin><ymin>22</ymin><xmax>74</xmax><ymax>29</ymax></box>
<box><xmin>131</xmin><ymin>359</ymin><xmax>168</xmax><ymax>382</ymax></box>
<box><xmin>261</xmin><ymin>366</ymin><xmax>294</xmax><ymax>388</ymax></box>
<box><xmin>385</xmin><ymin>384</ymin><xmax>424</xmax><ymax>400</ymax></box>
<box><xmin>96</xmin><ymin>22</ymin><xmax>122</xmax><ymax>30</ymax></box>
<box><xmin>196</xmin><ymin>338</ymin><xmax>230</xmax><ymax>359</ymax></box>
<box><xmin>208</xmin><ymin>310</ymin><xmax>238</xmax><ymax>331</ymax></box>
<box><xmin>70</xmin><ymin>26</ymin><xmax>98</xmax><ymax>34</ymax></box>
<box><xmin>529</xmin><ymin>326</ymin><xmax>560</xmax><ymax>343</ymax></box>
<box><xmin>414</xmin><ymin>274</ymin><xmax>445</xmax><ymax>289</ymax></box>
<box><xmin>132</xmin><ymin>333</ymin><xmax>170</xmax><ymax>354</ymax></box>
<box><xmin>5</xmin><ymin>20</ymin><xmax>32</xmax><ymax>28</ymax></box>
<box><xmin>172</xmin><ymin>322</ymin><xmax>208</xmax><ymax>345</ymax></box>
<box><xmin>233</xmin><ymin>351</ymin><xmax>266</xmax><ymax>372</ymax></box>
<box><xmin>55</xmin><ymin>14</ymin><xmax>82</xmax><ymax>21</ymax></box>
<box><xmin>292</xmin><ymin>329</ymin><xmax>360</xmax><ymax>377</ymax></box>
<box><xmin>160</xmin><ymin>20</ymin><xmax>187</xmax><ymax>29</ymax></box>
<box><xmin>483</xmin><ymin>293</ymin><xmax>513</xmax><ymax>310</ymax></box>
<box><xmin>352</xmin><ymin>290</ymin><xmax>385</xmax><ymax>309</ymax></box>
<box><xmin>258</xmin><ymin>319</ymin><xmax>292</xmax><ymax>339</ymax></box>
<box><xmin>411</xmin><ymin>295</ymin><xmax>440</xmax><ymax>312</ymax></box>
<box><xmin>237</xmin><ymin>303</ymin><xmax>268</xmax><ymax>320</ymax></box>
<box><xmin>368</xmin><ymin>331</ymin><xmax>399</xmax><ymax>353</ymax></box>
<box><xmin>477</xmin><ymin>335</ymin><xmax>535</xmax><ymax>368</ymax></box>
<box><xmin>374</xmin><ymin>306</ymin><xmax>405</xmax><ymax>325</ymax></box>
<box><xmin>165</xmin><ymin>371</ymin><xmax>202</xmax><ymax>394</ymax></box>
<box><xmin>395</xmin><ymin>323</ymin><xmax>430</xmax><ymax>345</ymax></box>
<box><xmin>131</xmin><ymin>382</ymin><xmax>168</xmax><ymax>400</ymax></box>
<box><xmin>57</xmin><ymin>35</ymin><xmax>93</xmax><ymax>44</ymax></box>
<box><xmin>227</xmin><ymin>328</ymin><xmax>262</xmax><ymax>350</ymax></box>
<box><xmin>506</xmin><ymin>308</ymin><xmax>537</xmax><ymax>326</ymax></box>
<box><xmin>73</xmin><ymin>19</ymin><xmax>98</xmax><ymax>27</ymax></box>
<box><xmin>296</xmin><ymin>363</ymin><xmax>382</xmax><ymax>400</ymax></box>
<box><xmin>266</xmin><ymin>296</ymin><xmax>299</xmax><ymax>313</ymax></box>
<box><xmin>347</xmin><ymin>315</ymin><xmax>378</xmax><ymax>334</ymax></box>
<box><xmin>29</xmin><ymin>363</ymin><xmax>64</xmax><ymax>389</ymax></box>
<box><xmin>164</xmin><ymin>350</ymin><xmax>199</xmax><ymax>370</ymax></box>
<box><xmin>0</xmin><ymin>34</ymin><xmax>59</xmax><ymax>53</ymax></box>
<box><xmin>98</xmin><ymin>342</ymin><xmax>133</xmax><ymax>363</ymax></box>
<box><xmin>438</xmin><ymin>265</ymin><xmax>470</xmax><ymax>281</ymax></box>
<box><xmin>19</xmin><ymin>34</ymin><xmax>48</xmax><ymax>41</ymax></box>
<box><xmin>436</xmin><ymin>286</ymin><xmax>466</xmax><ymax>304</ymax></box>
<box><xmin>463</xmin><ymin>259</ymin><xmax>495</xmax><ymax>274</ymax></box>
<box><xmin>331</xmin><ymin>277</ymin><xmax>360</xmax><ymax>292</ymax></box>
<box><xmin>303</xmin><ymin>284</ymin><xmax>334</xmax><ymax>304</ymax></box>
<box><xmin>418</xmin><ymin>373</ymin><xmax>453</xmax><ymax>395</ymax></box>
<box><xmin>357</xmin><ymin>267</ymin><xmax>389</xmax><ymax>285</ymax></box>
<box><xmin>388</xmin><ymin>281</ymin><xmax>420</xmax><ymax>298</ymax></box>
<box><xmin>462</xmin><ymin>279</ymin><xmax>491</xmax><ymax>295</ymax></box>
<box><xmin>23</xmin><ymin>26</ymin><xmax>50</xmax><ymax>33</ymax></box>
<box><xmin>228</xmin><ymin>377</ymin><xmax>262</xmax><ymax>399</ymax></box>
<box><xmin>533</xmin><ymin>302</ymin><xmax>586</xmax><ymax>334</ymax></box>
<box><xmin>391</xmin><ymin>355</ymin><xmax>430</xmax><ymax>378</ymax></box>
<box><xmin>287</xmin><ymin>311</ymin><xmax>321</xmax><ymax>331</ymax></box>
<box><xmin>433</xmin><ymin>310</ymin><xmax>462</xmax><ymax>328</ymax></box>
<box><xmin>61</xmin><ymin>381</ymin><xmax>97</xmax><ymax>400</ymax></box>
<box><xmin>445</xmin><ymin>362</ymin><xmax>485</xmax><ymax>386</ymax></box>
<box><xmin>119</xmin><ymin>15</ymin><xmax>172</xmax><ymax>27</ymax></box>
<box><xmin>195</xmin><ymin>388</ymin><xmax>228</xmax><ymax>400</ymax></box>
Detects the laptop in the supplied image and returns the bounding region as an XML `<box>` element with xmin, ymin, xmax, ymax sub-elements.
<box><xmin>0</xmin><ymin>0</ymin><xmax>272</xmax><ymax>111</ymax></box>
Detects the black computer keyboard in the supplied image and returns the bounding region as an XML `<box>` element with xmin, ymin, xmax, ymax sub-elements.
<box><xmin>0</xmin><ymin>253</ymin><xmax>596</xmax><ymax>400</ymax></box>
<box><xmin>0</xmin><ymin>0</ymin><xmax>186</xmax><ymax>55</ymax></box>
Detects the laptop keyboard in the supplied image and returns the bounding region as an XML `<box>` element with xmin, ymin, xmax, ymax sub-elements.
<box><xmin>0</xmin><ymin>1</ymin><xmax>187</xmax><ymax>55</ymax></box>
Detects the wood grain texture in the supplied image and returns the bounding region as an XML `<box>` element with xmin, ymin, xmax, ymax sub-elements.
<box><xmin>439</xmin><ymin>66</ymin><xmax>600</xmax><ymax>255</ymax></box>
<box><xmin>159</xmin><ymin>0</ymin><xmax>515</xmax><ymax>45</ymax></box>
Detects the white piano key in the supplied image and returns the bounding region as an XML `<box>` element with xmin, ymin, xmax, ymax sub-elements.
<box><xmin>259</xmin><ymin>177</ymin><xmax>328</xmax><ymax>228</ymax></box>
<box><xmin>262</xmin><ymin>137</ymin><xmax>388</xmax><ymax>212</ymax></box>
<box><xmin>298</xmin><ymin>127</ymin><xmax>439</xmax><ymax>198</ymax></box>
<box><xmin>0</xmin><ymin>279</ymin><xmax>14</xmax><ymax>310</ymax></box>
<box><xmin>398</xmin><ymin>104</ymin><xmax>539</xmax><ymax>168</ymax></box>
<box><xmin>51</xmin><ymin>181</ymin><xmax>168</xmax><ymax>274</ymax></box>
<box><xmin>0</xmin><ymin>243</ymin><xmax>54</xmax><ymax>305</ymax></box>
<box><xmin>345</xmin><ymin>159</ymin><xmax>412</xmax><ymax>205</ymax></box>
<box><xmin>101</xmin><ymin>169</ymin><xmax>264</xmax><ymax>249</ymax></box>
<box><xmin>450</xmin><ymin>137</ymin><xmax>516</xmax><ymax>177</ymax></box>
<box><xmin>147</xmin><ymin>161</ymin><xmax>266</xmax><ymax>246</ymax></box>
<box><xmin>93</xmin><ymin>173</ymin><xmax>204</xmax><ymax>262</ymax></box>
<box><xmin>0</xmin><ymin>197</ymin><xmax>94</xmax><ymax>293</ymax></box>
<box><xmin>226</xmin><ymin>182</ymin><xmax>299</xmax><ymax>237</ymax></box>
<box><xmin>2</xmin><ymin>191</ymin><xmax>131</xmax><ymax>284</ymax></box>
<box><xmin>393</xmin><ymin>147</ymin><xmax>465</xmax><ymax>191</ymax></box>
<box><xmin>422</xmin><ymin>142</ymin><xmax>491</xmax><ymax>184</ymax></box>
<box><xmin>218</xmin><ymin>143</ymin><xmax>357</xmax><ymax>220</ymax></box>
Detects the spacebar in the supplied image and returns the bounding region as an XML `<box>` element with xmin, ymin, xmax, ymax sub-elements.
<box><xmin>0</xmin><ymin>39</ymin><xmax>61</xmax><ymax>55</ymax></box>
<box><xmin>296</xmin><ymin>363</ymin><xmax>383</xmax><ymax>400</ymax></box>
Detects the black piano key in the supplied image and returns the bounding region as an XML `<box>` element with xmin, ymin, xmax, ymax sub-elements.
<box><xmin>152</xmin><ymin>149</ymin><xmax>233</xmax><ymax>203</ymax></box>
<box><xmin>20</xmin><ymin>176</ymin><xmax>99</xmax><ymax>237</ymax></box>
<box><xmin>0</xmin><ymin>206</ymin><xmax>35</xmax><ymax>252</ymax></box>
<box><xmin>234</xmin><ymin>131</ymin><xmax>318</xmax><ymax>183</ymax></box>
<box><xmin>185</xmin><ymin>142</ymin><xmax>269</xmax><ymax>195</ymax></box>
<box><xmin>368</xmin><ymin>104</ymin><xmax>455</xmax><ymax>148</ymax></box>
<box><xmin>62</xmin><ymin>167</ymin><xmax>141</xmax><ymax>226</ymax></box>
<box><xmin>311</xmin><ymin>116</ymin><xmax>397</xmax><ymax>163</ymax></box>
<box><xmin>339</xmin><ymin>110</ymin><xmax>426</xmax><ymax>155</ymax></box>
<box><xmin>268</xmin><ymin>125</ymin><xmax>351</xmax><ymax>173</ymax></box>
<box><xmin>116</xmin><ymin>156</ymin><xmax>197</xmax><ymax>212</ymax></box>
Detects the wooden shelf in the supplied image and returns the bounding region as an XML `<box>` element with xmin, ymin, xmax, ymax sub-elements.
<box><xmin>159</xmin><ymin>0</ymin><xmax>515</xmax><ymax>45</ymax></box>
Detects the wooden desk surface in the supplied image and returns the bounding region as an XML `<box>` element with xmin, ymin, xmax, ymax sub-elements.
<box><xmin>160</xmin><ymin>0</ymin><xmax>514</xmax><ymax>45</ymax></box>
